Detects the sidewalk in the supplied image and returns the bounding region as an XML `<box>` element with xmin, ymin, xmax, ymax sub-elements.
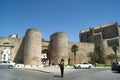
<box><xmin>15</xmin><ymin>64</ymin><xmax>111</xmax><ymax>73</ymax></box>
<box><xmin>15</xmin><ymin>64</ymin><xmax>74</xmax><ymax>73</ymax></box>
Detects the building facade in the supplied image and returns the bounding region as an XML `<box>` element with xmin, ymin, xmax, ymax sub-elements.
<box><xmin>80</xmin><ymin>23</ymin><xmax>120</xmax><ymax>63</ymax></box>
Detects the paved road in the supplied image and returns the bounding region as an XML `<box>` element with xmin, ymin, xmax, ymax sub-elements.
<box><xmin>0</xmin><ymin>68</ymin><xmax>52</xmax><ymax>80</ymax></box>
<box><xmin>0</xmin><ymin>68</ymin><xmax>120</xmax><ymax>80</ymax></box>
<box><xmin>63</xmin><ymin>68</ymin><xmax>120</xmax><ymax>80</ymax></box>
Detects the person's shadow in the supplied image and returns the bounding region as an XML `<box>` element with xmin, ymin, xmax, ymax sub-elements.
<box><xmin>53</xmin><ymin>75</ymin><xmax>62</xmax><ymax>78</ymax></box>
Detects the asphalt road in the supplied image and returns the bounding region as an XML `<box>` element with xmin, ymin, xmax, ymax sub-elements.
<box><xmin>0</xmin><ymin>68</ymin><xmax>52</xmax><ymax>80</ymax></box>
<box><xmin>63</xmin><ymin>68</ymin><xmax>120</xmax><ymax>80</ymax></box>
<box><xmin>0</xmin><ymin>68</ymin><xmax>120</xmax><ymax>80</ymax></box>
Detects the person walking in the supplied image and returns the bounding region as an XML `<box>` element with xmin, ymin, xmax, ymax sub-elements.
<box><xmin>59</xmin><ymin>59</ymin><xmax>64</xmax><ymax>77</ymax></box>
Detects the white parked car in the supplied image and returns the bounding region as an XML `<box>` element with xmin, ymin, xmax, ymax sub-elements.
<box><xmin>74</xmin><ymin>62</ymin><xmax>93</xmax><ymax>69</ymax></box>
<box><xmin>0</xmin><ymin>61</ymin><xmax>16</xmax><ymax>69</ymax></box>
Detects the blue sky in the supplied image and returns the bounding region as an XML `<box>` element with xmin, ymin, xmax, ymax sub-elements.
<box><xmin>0</xmin><ymin>0</ymin><xmax>120</xmax><ymax>42</ymax></box>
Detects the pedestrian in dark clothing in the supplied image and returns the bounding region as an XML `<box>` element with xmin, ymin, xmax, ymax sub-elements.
<box><xmin>59</xmin><ymin>59</ymin><xmax>64</xmax><ymax>77</ymax></box>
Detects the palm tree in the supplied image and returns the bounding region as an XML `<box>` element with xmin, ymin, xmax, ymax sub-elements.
<box><xmin>88</xmin><ymin>52</ymin><xmax>98</xmax><ymax>64</ymax></box>
<box><xmin>95</xmin><ymin>43</ymin><xmax>105</xmax><ymax>63</ymax></box>
<box><xmin>106</xmin><ymin>54</ymin><xmax>116</xmax><ymax>64</ymax></box>
<box><xmin>112</xmin><ymin>45</ymin><xmax>119</xmax><ymax>63</ymax></box>
<box><xmin>71</xmin><ymin>44</ymin><xmax>79</xmax><ymax>64</ymax></box>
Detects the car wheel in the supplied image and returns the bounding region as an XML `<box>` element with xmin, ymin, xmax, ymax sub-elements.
<box><xmin>78</xmin><ymin>66</ymin><xmax>81</xmax><ymax>69</ymax></box>
<box><xmin>88</xmin><ymin>66</ymin><xmax>91</xmax><ymax>69</ymax></box>
<box><xmin>8</xmin><ymin>65</ymin><xmax>13</xmax><ymax>69</ymax></box>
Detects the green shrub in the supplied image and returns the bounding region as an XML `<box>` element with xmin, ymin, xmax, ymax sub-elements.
<box><xmin>93</xmin><ymin>63</ymin><xmax>111</xmax><ymax>67</ymax></box>
<box><xmin>68</xmin><ymin>64</ymin><xmax>74</xmax><ymax>67</ymax></box>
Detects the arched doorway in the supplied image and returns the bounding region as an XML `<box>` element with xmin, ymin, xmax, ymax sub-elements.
<box><xmin>41</xmin><ymin>49</ymin><xmax>50</xmax><ymax>66</ymax></box>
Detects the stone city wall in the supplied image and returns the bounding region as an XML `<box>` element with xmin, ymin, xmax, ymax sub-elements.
<box><xmin>68</xmin><ymin>42</ymin><xmax>95</xmax><ymax>64</ymax></box>
<box><xmin>49</xmin><ymin>32</ymin><xmax>68</xmax><ymax>65</ymax></box>
<box><xmin>0</xmin><ymin>28</ymin><xmax>97</xmax><ymax>65</ymax></box>
<box><xmin>0</xmin><ymin>37</ymin><xmax>23</xmax><ymax>62</ymax></box>
<box><xmin>24</xmin><ymin>28</ymin><xmax>42</xmax><ymax>65</ymax></box>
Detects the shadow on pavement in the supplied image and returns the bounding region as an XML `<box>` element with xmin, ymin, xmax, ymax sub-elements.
<box><xmin>112</xmin><ymin>71</ymin><xmax>120</xmax><ymax>74</ymax></box>
<box><xmin>53</xmin><ymin>75</ymin><xmax>62</xmax><ymax>78</ymax></box>
<box><xmin>25</xmin><ymin>69</ymin><xmax>51</xmax><ymax>73</ymax></box>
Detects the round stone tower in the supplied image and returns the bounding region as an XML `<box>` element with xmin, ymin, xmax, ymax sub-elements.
<box><xmin>49</xmin><ymin>32</ymin><xmax>68</xmax><ymax>65</ymax></box>
<box><xmin>24</xmin><ymin>28</ymin><xmax>42</xmax><ymax>65</ymax></box>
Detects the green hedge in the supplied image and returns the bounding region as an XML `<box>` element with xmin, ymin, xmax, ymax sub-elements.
<box><xmin>94</xmin><ymin>64</ymin><xmax>111</xmax><ymax>67</ymax></box>
<box><xmin>68</xmin><ymin>64</ymin><xmax>75</xmax><ymax>67</ymax></box>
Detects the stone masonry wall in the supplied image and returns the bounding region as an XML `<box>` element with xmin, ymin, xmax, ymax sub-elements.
<box><xmin>49</xmin><ymin>32</ymin><xmax>68</xmax><ymax>65</ymax></box>
<box><xmin>0</xmin><ymin>28</ymin><xmax>97</xmax><ymax>65</ymax></box>
<box><xmin>0</xmin><ymin>37</ymin><xmax>23</xmax><ymax>62</ymax></box>
<box><xmin>24</xmin><ymin>29</ymin><xmax>42</xmax><ymax>65</ymax></box>
<box><xmin>68</xmin><ymin>42</ymin><xmax>95</xmax><ymax>64</ymax></box>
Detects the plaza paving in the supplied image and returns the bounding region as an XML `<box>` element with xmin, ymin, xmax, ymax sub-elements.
<box><xmin>15</xmin><ymin>64</ymin><xmax>110</xmax><ymax>73</ymax></box>
<box><xmin>15</xmin><ymin>64</ymin><xmax>75</xmax><ymax>73</ymax></box>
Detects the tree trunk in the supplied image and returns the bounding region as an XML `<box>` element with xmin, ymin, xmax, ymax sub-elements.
<box><xmin>74</xmin><ymin>52</ymin><xmax>76</xmax><ymax>64</ymax></box>
<box><xmin>115</xmin><ymin>52</ymin><xmax>118</xmax><ymax>63</ymax></box>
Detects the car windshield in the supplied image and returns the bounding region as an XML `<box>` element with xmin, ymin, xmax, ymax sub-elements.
<box><xmin>83</xmin><ymin>62</ymin><xmax>89</xmax><ymax>64</ymax></box>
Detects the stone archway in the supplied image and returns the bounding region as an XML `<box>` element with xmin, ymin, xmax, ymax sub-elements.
<box><xmin>41</xmin><ymin>49</ymin><xmax>50</xmax><ymax>65</ymax></box>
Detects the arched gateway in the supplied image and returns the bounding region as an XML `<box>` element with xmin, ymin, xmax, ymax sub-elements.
<box><xmin>41</xmin><ymin>49</ymin><xmax>50</xmax><ymax>64</ymax></box>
